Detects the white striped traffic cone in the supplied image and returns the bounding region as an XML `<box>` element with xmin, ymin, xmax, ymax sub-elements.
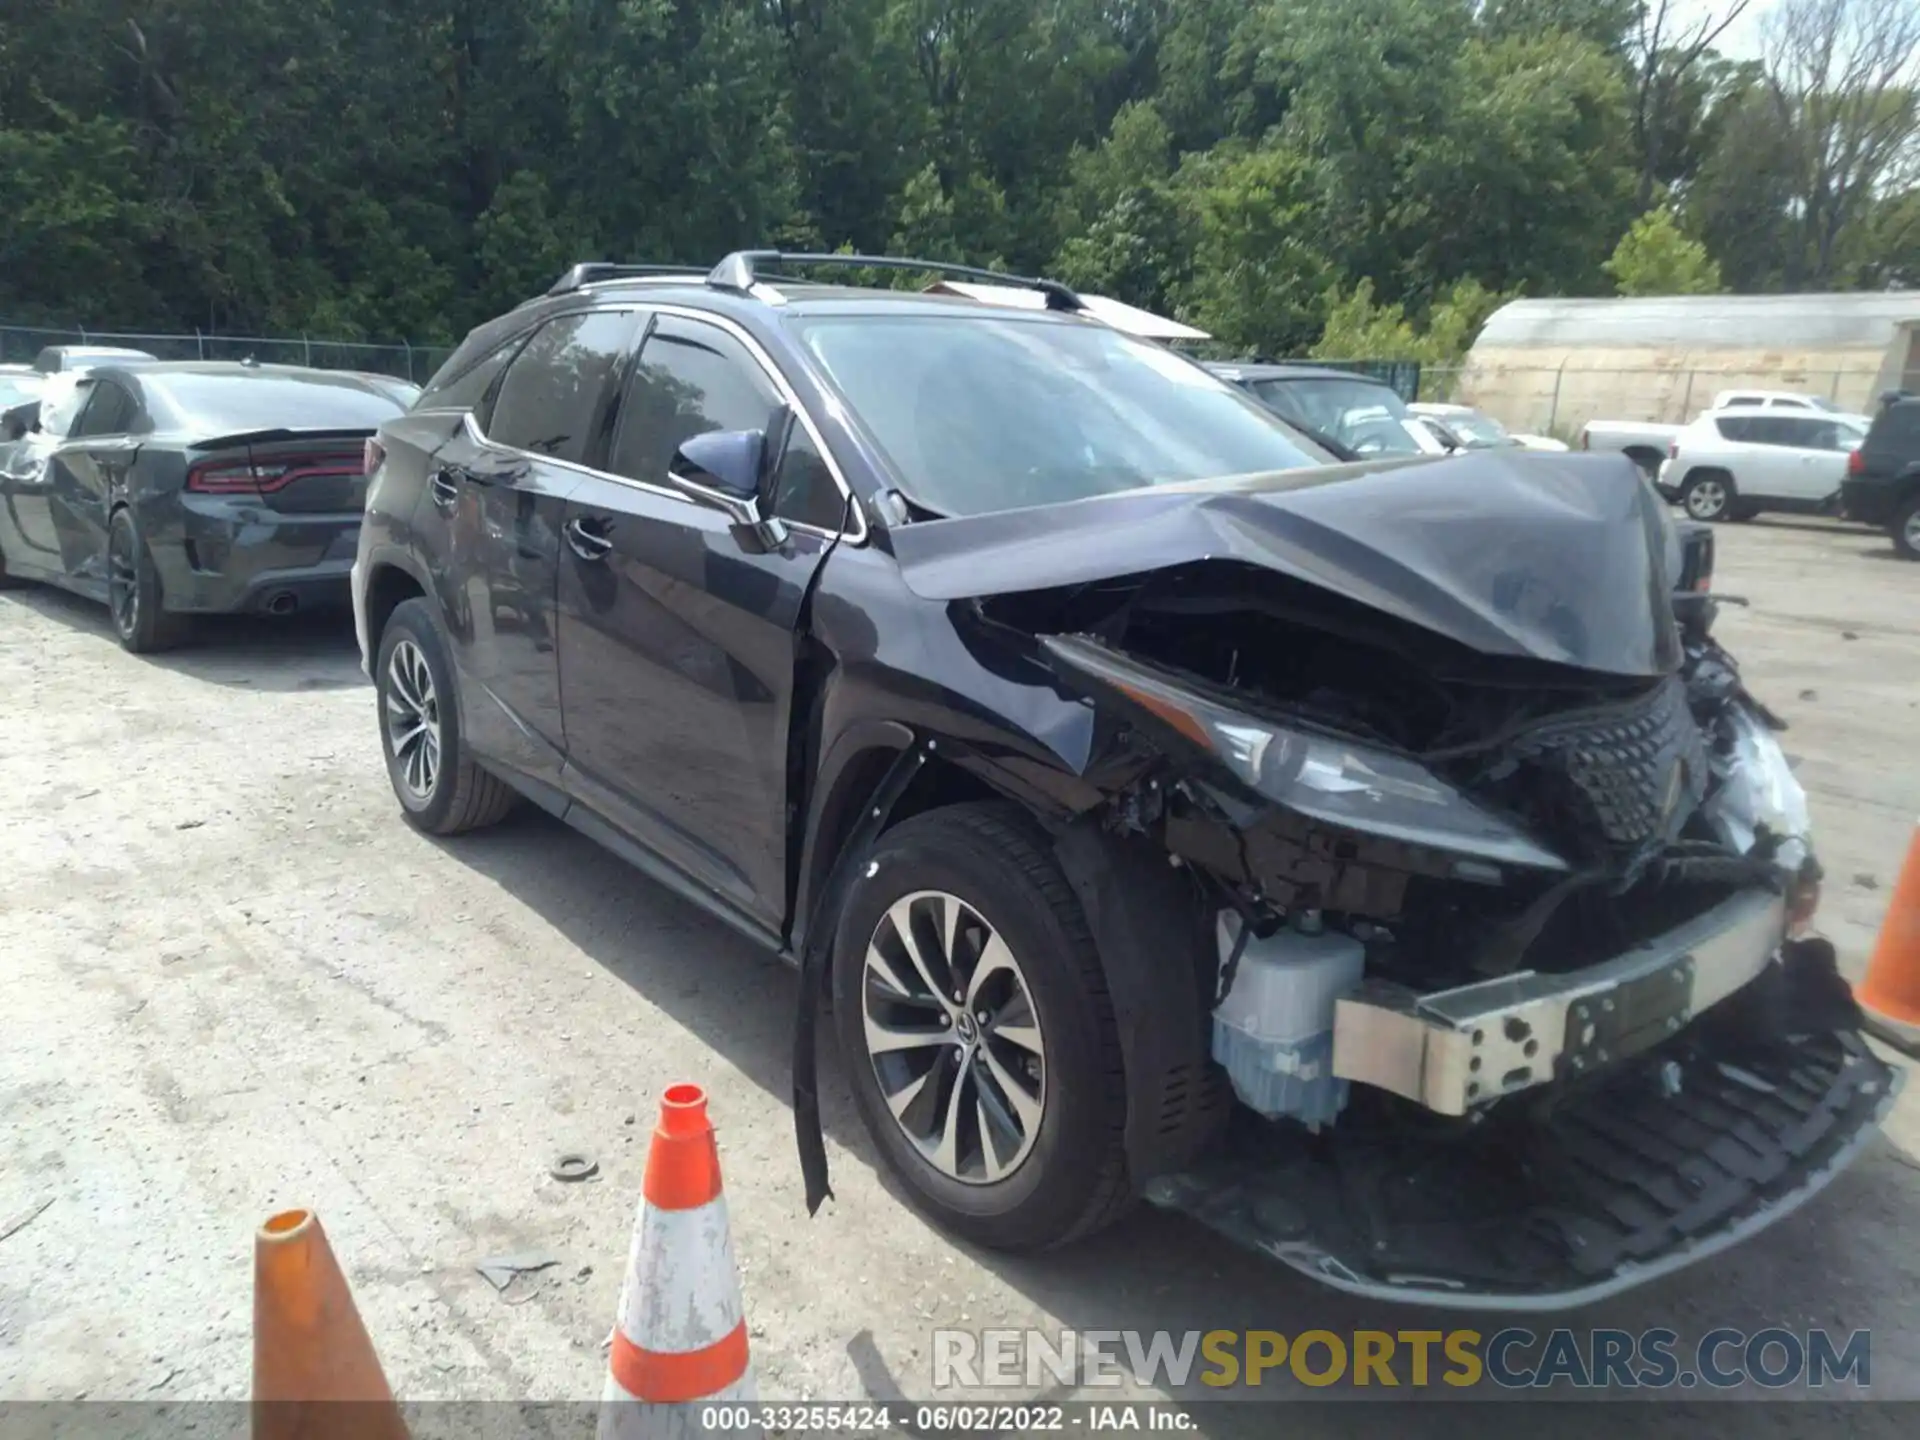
<box><xmin>598</xmin><ymin>1084</ymin><xmax>758</xmax><ymax>1440</ymax></box>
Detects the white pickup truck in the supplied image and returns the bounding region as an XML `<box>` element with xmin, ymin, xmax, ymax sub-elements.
<box><xmin>1581</xmin><ymin>391</ymin><xmax>1870</xmax><ymax>481</ymax></box>
<box><xmin>1578</xmin><ymin>419</ymin><xmax>1683</xmax><ymax>479</ymax></box>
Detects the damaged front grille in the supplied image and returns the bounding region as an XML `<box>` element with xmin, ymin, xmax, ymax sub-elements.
<box><xmin>1466</xmin><ymin>677</ymin><xmax>1708</xmax><ymax>866</ymax></box>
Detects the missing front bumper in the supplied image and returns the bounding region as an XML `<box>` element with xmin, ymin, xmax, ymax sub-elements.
<box><xmin>1332</xmin><ymin>889</ymin><xmax>1787</xmax><ymax>1116</ymax></box>
<box><xmin>1148</xmin><ymin>1015</ymin><xmax>1900</xmax><ymax>1310</ymax></box>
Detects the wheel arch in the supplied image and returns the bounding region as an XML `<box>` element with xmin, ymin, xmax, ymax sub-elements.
<box><xmin>1681</xmin><ymin>463</ymin><xmax>1736</xmax><ymax>486</ymax></box>
<box><xmin>795</xmin><ymin>722</ymin><xmax>1045</xmax><ymax>958</ymax></box>
<box><xmin>796</xmin><ymin>728</ymin><xmax>1229</xmax><ymax>1187</ymax></box>
<box><xmin>362</xmin><ymin>553</ymin><xmax>429</xmax><ymax>652</ymax></box>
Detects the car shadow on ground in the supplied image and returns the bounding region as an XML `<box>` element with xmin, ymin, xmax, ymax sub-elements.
<box><xmin>432</xmin><ymin>805</ymin><xmax>1917</xmax><ymax>1434</ymax></box>
<box><xmin>1744</xmin><ymin>515</ymin><xmax>1880</xmax><ymax>541</ymax></box>
<box><xmin>0</xmin><ymin>585</ymin><xmax>364</xmax><ymax>691</ymax></box>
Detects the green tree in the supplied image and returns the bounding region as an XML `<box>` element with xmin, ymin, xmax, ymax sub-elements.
<box><xmin>1169</xmin><ymin>143</ymin><xmax>1334</xmax><ymax>353</ymax></box>
<box><xmin>1603</xmin><ymin>208</ymin><xmax>1725</xmax><ymax>294</ymax></box>
<box><xmin>1311</xmin><ymin>276</ymin><xmax>1510</xmax><ymax>365</ymax></box>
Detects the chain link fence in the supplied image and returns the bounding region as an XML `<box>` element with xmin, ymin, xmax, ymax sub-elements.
<box><xmin>0</xmin><ymin>322</ymin><xmax>455</xmax><ymax>384</ymax></box>
<box><xmin>1406</xmin><ymin>363</ymin><xmax>1916</xmax><ymax>442</ymax></box>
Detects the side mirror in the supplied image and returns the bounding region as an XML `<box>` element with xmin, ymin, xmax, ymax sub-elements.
<box><xmin>666</xmin><ymin>428</ymin><xmax>788</xmax><ymax>547</ymax></box>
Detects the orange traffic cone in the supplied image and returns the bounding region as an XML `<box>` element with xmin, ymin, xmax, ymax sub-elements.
<box><xmin>1858</xmin><ymin>820</ymin><xmax>1920</xmax><ymax>1057</ymax></box>
<box><xmin>599</xmin><ymin>1084</ymin><xmax>757</xmax><ymax>1439</ymax></box>
<box><xmin>253</xmin><ymin>1209</ymin><xmax>408</xmax><ymax>1440</ymax></box>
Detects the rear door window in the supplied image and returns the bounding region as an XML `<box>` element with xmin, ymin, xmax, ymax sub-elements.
<box><xmin>1774</xmin><ymin>417</ymin><xmax>1832</xmax><ymax>451</ymax></box>
<box><xmin>1714</xmin><ymin>416</ymin><xmax>1758</xmax><ymax>442</ymax></box>
<box><xmin>70</xmin><ymin>380</ymin><xmax>137</xmax><ymax>437</ymax></box>
<box><xmin>485</xmin><ymin>311</ymin><xmax>637</xmax><ymax>465</ymax></box>
<box><xmin>423</xmin><ymin>339</ymin><xmax>522</xmax><ymax>414</ymax></box>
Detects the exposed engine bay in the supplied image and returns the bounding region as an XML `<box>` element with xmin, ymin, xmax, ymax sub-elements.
<box><xmin>869</xmin><ymin>453</ymin><xmax>1902</xmax><ymax>1304</ymax></box>
<box><xmin>1016</xmin><ymin>573</ymin><xmax>1896</xmax><ymax>1303</ymax></box>
<box><xmin>987</xmin><ymin>543</ymin><xmax>1821</xmax><ymax>1106</ymax></box>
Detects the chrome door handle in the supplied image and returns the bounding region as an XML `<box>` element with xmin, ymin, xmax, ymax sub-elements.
<box><xmin>564</xmin><ymin>517</ymin><xmax>613</xmax><ymax>561</ymax></box>
<box><xmin>429</xmin><ymin>469</ymin><xmax>460</xmax><ymax>508</ymax></box>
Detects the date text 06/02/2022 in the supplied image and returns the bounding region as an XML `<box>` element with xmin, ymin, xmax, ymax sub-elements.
<box><xmin>931</xmin><ymin>1327</ymin><xmax>1873</xmax><ymax>1390</ymax></box>
<box><xmin>696</xmin><ymin>1405</ymin><xmax>1194</xmax><ymax>1432</ymax></box>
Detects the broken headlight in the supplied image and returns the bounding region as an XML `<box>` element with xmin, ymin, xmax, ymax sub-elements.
<box><xmin>1042</xmin><ymin>635</ymin><xmax>1568</xmax><ymax>873</ymax></box>
<box><xmin>1211</xmin><ymin>720</ymin><xmax>1568</xmax><ymax>872</ymax></box>
<box><xmin>1705</xmin><ymin>702</ymin><xmax>1811</xmax><ymax>872</ymax></box>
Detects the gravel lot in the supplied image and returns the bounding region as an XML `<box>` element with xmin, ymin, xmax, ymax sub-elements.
<box><xmin>2</xmin><ymin>515</ymin><xmax>1917</xmax><ymax>1431</ymax></box>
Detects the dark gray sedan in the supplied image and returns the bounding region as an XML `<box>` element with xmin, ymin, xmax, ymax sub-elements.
<box><xmin>0</xmin><ymin>362</ymin><xmax>409</xmax><ymax>651</ymax></box>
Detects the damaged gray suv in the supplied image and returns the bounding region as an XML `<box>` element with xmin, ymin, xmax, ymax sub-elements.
<box><xmin>354</xmin><ymin>252</ymin><xmax>1898</xmax><ymax>1309</ymax></box>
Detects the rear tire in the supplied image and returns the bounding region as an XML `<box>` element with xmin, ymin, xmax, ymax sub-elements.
<box><xmin>1681</xmin><ymin>470</ymin><xmax>1736</xmax><ymax>523</ymax></box>
<box><xmin>375</xmin><ymin>597</ymin><xmax>517</xmax><ymax>834</ymax></box>
<box><xmin>1893</xmin><ymin>495</ymin><xmax>1920</xmax><ymax>561</ymax></box>
<box><xmin>107</xmin><ymin>508</ymin><xmax>188</xmax><ymax>653</ymax></box>
<box><xmin>833</xmin><ymin>802</ymin><xmax>1132</xmax><ymax>1251</ymax></box>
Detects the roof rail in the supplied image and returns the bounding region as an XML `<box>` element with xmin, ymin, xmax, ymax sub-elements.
<box><xmin>547</xmin><ymin>262</ymin><xmax>705</xmax><ymax>296</ymax></box>
<box><xmin>707</xmin><ymin>251</ymin><xmax>1085</xmax><ymax>312</ymax></box>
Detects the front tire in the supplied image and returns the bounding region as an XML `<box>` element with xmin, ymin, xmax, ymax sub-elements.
<box><xmin>1682</xmin><ymin>470</ymin><xmax>1736</xmax><ymax>522</ymax></box>
<box><xmin>833</xmin><ymin>802</ymin><xmax>1131</xmax><ymax>1251</ymax></box>
<box><xmin>1893</xmin><ymin>495</ymin><xmax>1920</xmax><ymax>561</ymax></box>
<box><xmin>107</xmin><ymin>507</ymin><xmax>187</xmax><ymax>653</ymax></box>
<box><xmin>375</xmin><ymin>597</ymin><xmax>517</xmax><ymax>834</ymax></box>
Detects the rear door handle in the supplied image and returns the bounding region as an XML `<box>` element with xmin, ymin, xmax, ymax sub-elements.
<box><xmin>564</xmin><ymin>516</ymin><xmax>613</xmax><ymax>561</ymax></box>
<box><xmin>429</xmin><ymin>467</ymin><xmax>464</xmax><ymax>507</ymax></box>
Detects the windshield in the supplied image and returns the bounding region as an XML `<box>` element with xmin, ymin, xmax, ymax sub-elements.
<box><xmin>146</xmin><ymin>373</ymin><xmax>406</xmax><ymax>433</ymax></box>
<box><xmin>1246</xmin><ymin>376</ymin><xmax>1429</xmax><ymax>457</ymax></box>
<box><xmin>0</xmin><ymin>375</ymin><xmax>43</xmax><ymax>411</ymax></box>
<box><xmin>792</xmin><ymin>315</ymin><xmax>1329</xmax><ymax>517</ymax></box>
<box><xmin>1439</xmin><ymin>410</ymin><xmax>1513</xmax><ymax>447</ymax></box>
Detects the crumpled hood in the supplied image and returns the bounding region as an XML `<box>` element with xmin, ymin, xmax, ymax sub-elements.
<box><xmin>887</xmin><ymin>450</ymin><xmax>1682</xmax><ymax>677</ymax></box>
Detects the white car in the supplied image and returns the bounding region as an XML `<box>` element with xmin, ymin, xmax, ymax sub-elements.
<box><xmin>1658</xmin><ymin>406</ymin><xmax>1868</xmax><ymax>522</ymax></box>
<box><xmin>1410</xmin><ymin>402</ymin><xmax>1568</xmax><ymax>452</ymax></box>
<box><xmin>1710</xmin><ymin>388</ymin><xmax>1869</xmax><ymax>426</ymax></box>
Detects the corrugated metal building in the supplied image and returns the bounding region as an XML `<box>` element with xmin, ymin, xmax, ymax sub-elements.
<box><xmin>1459</xmin><ymin>293</ymin><xmax>1920</xmax><ymax>435</ymax></box>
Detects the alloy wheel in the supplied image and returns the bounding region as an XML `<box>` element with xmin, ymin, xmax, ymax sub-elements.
<box><xmin>1686</xmin><ymin>478</ymin><xmax>1728</xmax><ymax>520</ymax></box>
<box><xmin>384</xmin><ymin>639</ymin><xmax>442</xmax><ymax>801</ymax></box>
<box><xmin>108</xmin><ymin>520</ymin><xmax>138</xmax><ymax>637</ymax></box>
<box><xmin>860</xmin><ymin>890</ymin><xmax>1047</xmax><ymax>1185</ymax></box>
<box><xmin>1904</xmin><ymin>508</ymin><xmax>1920</xmax><ymax>556</ymax></box>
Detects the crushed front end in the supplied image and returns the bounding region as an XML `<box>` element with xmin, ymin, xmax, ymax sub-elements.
<box><xmin>984</xmin><ymin>471</ymin><xmax>1901</xmax><ymax>1308</ymax></box>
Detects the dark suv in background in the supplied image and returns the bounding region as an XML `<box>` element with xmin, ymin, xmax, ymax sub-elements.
<box><xmin>1842</xmin><ymin>391</ymin><xmax>1920</xmax><ymax>558</ymax></box>
<box><xmin>352</xmin><ymin>252</ymin><xmax>1890</xmax><ymax>1306</ymax></box>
